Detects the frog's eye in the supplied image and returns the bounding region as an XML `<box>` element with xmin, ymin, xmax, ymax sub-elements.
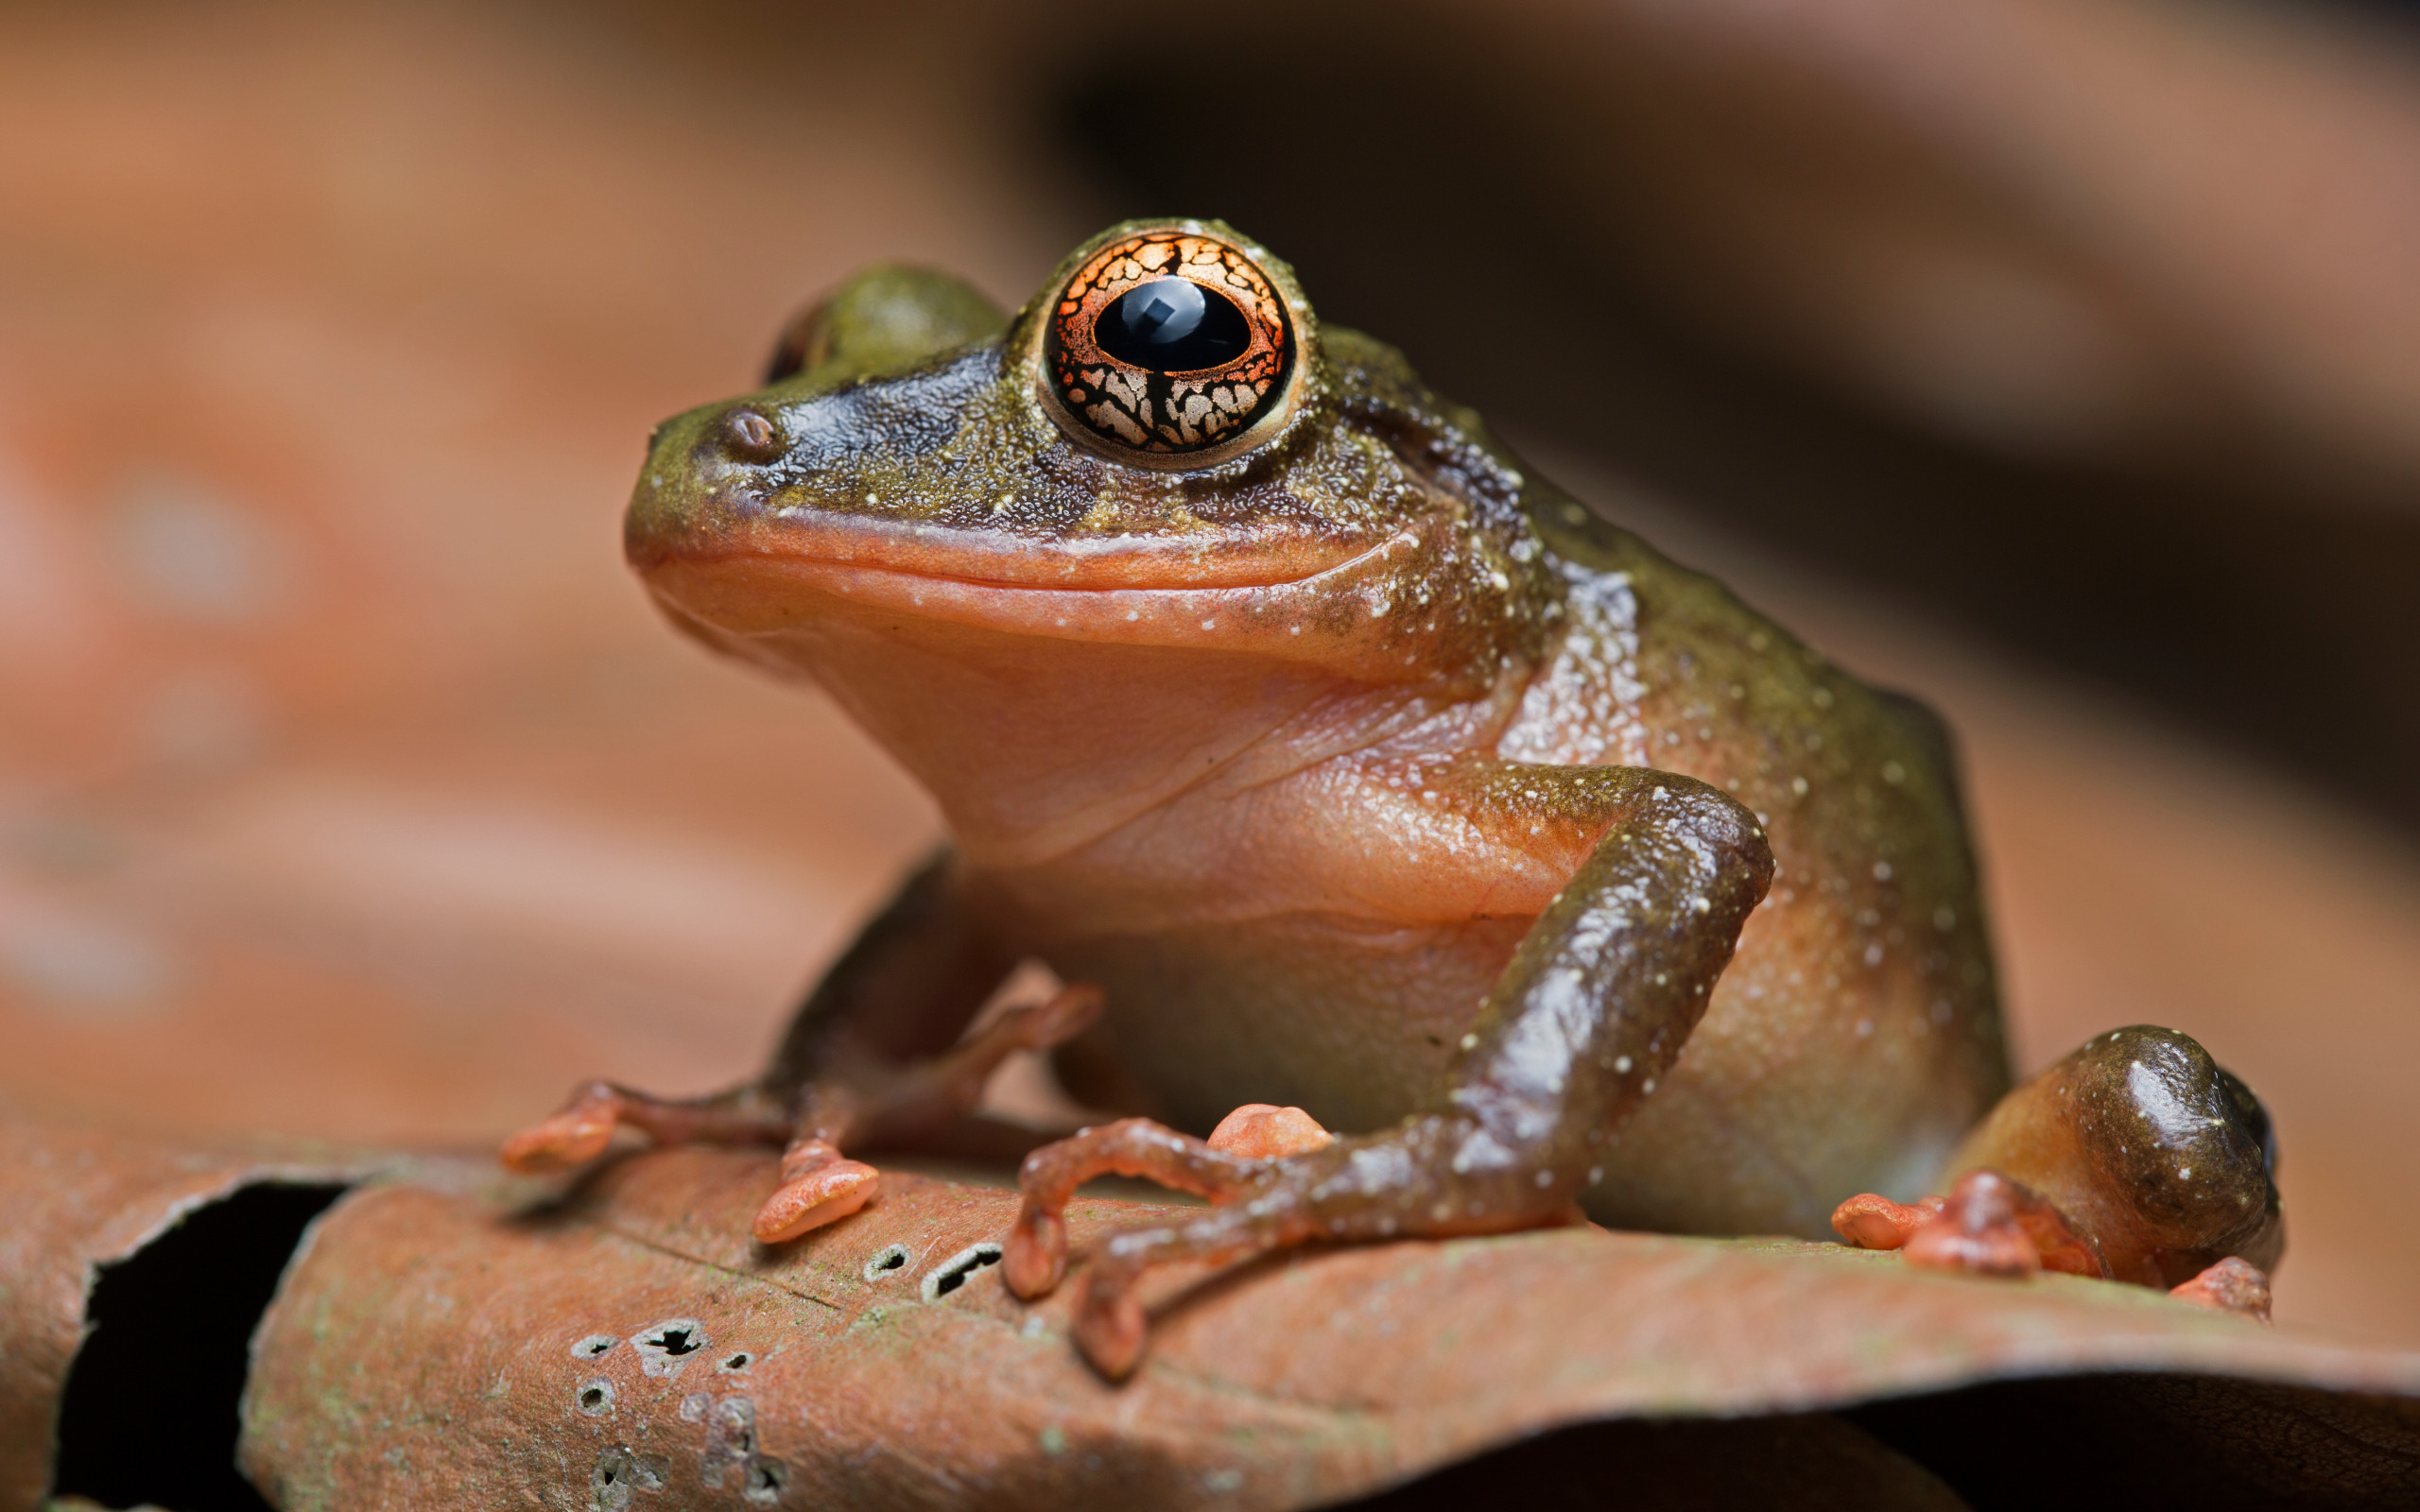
<box><xmin>1039</xmin><ymin>229</ymin><xmax>1299</xmax><ymax>467</ymax></box>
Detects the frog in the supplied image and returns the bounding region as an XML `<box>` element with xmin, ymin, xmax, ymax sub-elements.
<box><xmin>503</xmin><ymin>220</ymin><xmax>2283</xmax><ymax>1378</ymax></box>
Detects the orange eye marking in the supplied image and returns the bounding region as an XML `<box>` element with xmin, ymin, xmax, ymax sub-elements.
<box><xmin>1043</xmin><ymin>230</ymin><xmax>1296</xmax><ymax>460</ymax></box>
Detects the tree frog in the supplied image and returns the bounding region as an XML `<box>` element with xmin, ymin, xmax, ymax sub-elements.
<box><xmin>504</xmin><ymin>222</ymin><xmax>2282</xmax><ymax>1377</ymax></box>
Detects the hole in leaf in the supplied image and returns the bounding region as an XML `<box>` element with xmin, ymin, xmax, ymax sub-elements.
<box><xmin>51</xmin><ymin>1180</ymin><xmax>347</xmax><ymax>1512</ymax></box>
<box><xmin>591</xmin><ymin>1446</ymin><xmax>666</xmax><ymax>1510</ymax></box>
<box><xmin>921</xmin><ymin>1242</ymin><xmax>1004</xmax><ymax>1302</ymax></box>
<box><xmin>577</xmin><ymin>1379</ymin><xmax>614</xmax><ymax>1416</ymax></box>
<box><xmin>744</xmin><ymin>1454</ymin><xmax>790</xmax><ymax>1504</ymax></box>
<box><xmin>631</xmin><ymin>1316</ymin><xmax>709</xmax><ymax>1375</ymax></box>
<box><xmin>863</xmin><ymin>1244</ymin><xmax>910</xmax><ymax>1281</ymax></box>
<box><xmin>572</xmin><ymin>1333</ymin><xmax>619</xmax><ymax>1359</ymax></box>
<box><xmin>720</xmin><ymin>1351</ymin><xmax>753</xmax><ymax>1372</ymax></box>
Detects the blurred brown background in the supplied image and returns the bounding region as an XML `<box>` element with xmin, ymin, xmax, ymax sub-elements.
<box><xmin>2</xmin><ymin>0</ymin><xmax>2415</xmax><ymax>1345</ymax></box>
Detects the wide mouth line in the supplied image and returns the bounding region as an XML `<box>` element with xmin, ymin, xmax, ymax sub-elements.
<box><xmin>683</xmin><ymin>513</ymin><xmax>1414</xmax><ymax>595</ymax></box>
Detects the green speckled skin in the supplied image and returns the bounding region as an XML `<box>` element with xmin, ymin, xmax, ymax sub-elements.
<box><xmin>629</xmin><ymin>220</ymin><xmax>2011</xmax><ymax>1242</ymax></box>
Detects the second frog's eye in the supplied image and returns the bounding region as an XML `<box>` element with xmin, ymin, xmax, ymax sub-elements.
<box><xmin>1040</xmin><ymin>229</ymin><xmax>1298</xmax><ymax>467</ymax></box>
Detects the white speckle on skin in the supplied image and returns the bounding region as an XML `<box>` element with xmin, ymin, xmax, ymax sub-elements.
<box><xmin>1614</xmin><ymin>1056</ymin><xmax>1633</xmax><ymax>1074</ymax></box>
<box><xmin>1873</xmin><ymin>862</ymin><xmax>1893</xmax><ymax>882</ymax></box>
<box><xmin>1459</xmin><ymin>1033</ymin><xmax>1478</xmax><ymax>1050</ymax></box>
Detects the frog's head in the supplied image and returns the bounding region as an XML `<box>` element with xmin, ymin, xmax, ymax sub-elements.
<box><xmin>628</xmin><ymin>221</ymin><xmax>1558</xmax><ymax>856</ymax></box>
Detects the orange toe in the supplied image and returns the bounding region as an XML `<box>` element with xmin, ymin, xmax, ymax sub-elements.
<box><xmin>2169</xmin><ymin>1257</ymin><xmax>2273</xmax><ymax>1321</ymax></box>
<box><xmin>1830</xmin><ymin>1192</ymin><xmax>1939</xmax><ymax>1250</ymax></box>
<box><xmin>1013</xmin><ymin>982</ymin><xmax>1106</xmax><ymax>1051</ymax></box>
<box><xmin>498</xmin><ymin>1109</ymin><xmax>617</xmax><ymax>1174</ymax></box>
<box><xmin>752</xmin><ymin>1159</ymin><xmax>880</xmax><ymax>1244</ymax></box>
<box><xmin>1074</xmin><ymin>1273</ymin><xmax>1149</xmax><ymax>1382</ymax></box>
<box><xmin>1005</xmin><ymin>1204</ymin><xmax>1067</xmax><ymax>1299</ymax></box>
<box><xmin>1206</xmin><ymin>1104</ymin><xmax>1333</xmax><ymax>1160</ymax></box>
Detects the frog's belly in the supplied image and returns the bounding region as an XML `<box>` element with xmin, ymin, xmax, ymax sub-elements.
<box><xmin>1043</xmin><ymin>897</ymin><xmax>1999</xmax><ymax>1241</ymax></box>
<box><xmin>1048</xmin><ymin>913</ymin><xmax>1527</xmax><ymax>1138</ymax></box>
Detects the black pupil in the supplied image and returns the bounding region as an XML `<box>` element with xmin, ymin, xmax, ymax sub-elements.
<box><xmin>1095</xmin><ymin>277</ymin><xmax>1252</xmax><ymax>372</ymax></box>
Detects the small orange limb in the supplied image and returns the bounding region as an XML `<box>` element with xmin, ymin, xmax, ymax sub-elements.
<box><xmin>2169</xmin><ymin>1256</ymin><xmax>2273</xmax><ymax>1321</ymax></box>
<box><xmin>1830</xmin><ymin>1193</ymin><xmax>1945</xmax><ymax>1251</ymax></box>
<box><xmin>497</xmin><ymin>1105</ymin><xmax>619</xmax><ymax>1174</ymax></box>
<box><xmin>1205</xmin><ymin>1104</ymin><xmax>1334</xmax><ymax>1160</ymax></box>
<box><xmin>752</xmin><ymin>1139</ymin><xmax>882</xmax><ymax>1243</ymax></box>
<box><xmin>1899</xmin><ymin>1169</ymin><xmax>2108</xmax><ymax>1280</ymax></box>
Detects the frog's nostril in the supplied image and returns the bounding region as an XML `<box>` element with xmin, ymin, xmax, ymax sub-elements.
<box><xmin>722</xmin><ymin>408</ymin><xmax>780</xmax><ymax>459</ymax></box>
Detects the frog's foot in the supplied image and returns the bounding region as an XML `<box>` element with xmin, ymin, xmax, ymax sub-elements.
<box><xmin>751</xmin><ymin>1137</ymin><xmax>883</xmax><ymax>1242</ymax></box>
<box><xmin>503</xmin><ymin>983</ymin><xmax>1105</xmax><ymax>1248</ymax></box>
<box><xmin>749</xmin><ymin>982</ymin><xmax>1108</xmax><ymax>1245</ymax></box>
<box><xmin>1001</xmin><ymin>1117</ymin><xmax>1272</xmax><ymax>1307</ymax></box>
<box><xmin>994</xmin><ymin>1103</ymin><xmax>1335</xmax><ymax>1299</ymax></box>
<box><xmin>1007</xmin><ymin>1111</ymin><xmax>1584</xmax><ymax>1380</ymax></box>
<box><xmin>1915</xmin><ymin>1171</ymin><xmax>2103</xmax><ymax>1277</ymax></box>
<box><xmin>1834</xmin><ymin>1172</ymin><xmax>2101</xmax><ymax>1278</ymax></box>
<box><xmin>500</xmin><ymin>1082</ymin><xmax>788</xmax><ymax>1175</ymax></box>
<box><xmin>1829</xmin><ymin>1193</ymin><xmax>1945</xmax><ymax>1250</ymax></box>
<box><xmin>2169</xmin><ymin>1256</ymin><xmax>2273</xmax><ymax>1321</ymax></box>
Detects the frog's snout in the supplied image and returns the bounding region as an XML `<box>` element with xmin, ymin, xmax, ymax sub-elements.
<box><xmin>719</xmin><ymin>406</ymin><xmax>782</xmax><ymax>463</ymax></box>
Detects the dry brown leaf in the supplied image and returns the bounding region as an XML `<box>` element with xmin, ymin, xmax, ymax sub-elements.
<box><xmin>242</xmin><ymin>1146</ymin><xmax>2420</xmax><ymax>1511</ymax></box>
<box><xmin>0</xmin><ymin>1122</ymin><xmax>367</xmax><ymax>1511</ymax></box>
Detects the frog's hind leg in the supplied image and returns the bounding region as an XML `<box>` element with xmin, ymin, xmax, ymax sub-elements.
<box><xmin>1831</xmin><ymin>1024</ymin><xmax>2282</xmax><ymax>1314</ymax></box>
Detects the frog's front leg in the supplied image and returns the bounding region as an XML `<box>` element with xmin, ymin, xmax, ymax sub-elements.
<box><xmin>503</xmin><ymin>850</ymin><xmax>1098</xmax><ymax>1242</ymax></box>
<box><xmin>1006</xmin><ymin>767</ymin><xmax>1774</xmax><ymax>1379</ymax></box>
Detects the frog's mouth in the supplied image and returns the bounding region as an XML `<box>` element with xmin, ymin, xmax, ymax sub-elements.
<box><xmin>631</xmin><ymin>507</ymin><xmax>1450</xmax><ymax>681</ymax></box>
<box><xmin>632</xmin><ymin>508</ymin><xmax>1379</xmax><ymax>593</ymax></box>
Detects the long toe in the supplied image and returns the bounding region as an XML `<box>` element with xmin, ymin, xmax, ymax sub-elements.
<box><xmin>752</xmin><ymin>1159</ymin><xmax>881</xmax><ymax>1243</ymax></box>
<box><xmin>499</xmin><ymin>1108</ymin><xmax>617</xmax><ymax>1173</ymax></box>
